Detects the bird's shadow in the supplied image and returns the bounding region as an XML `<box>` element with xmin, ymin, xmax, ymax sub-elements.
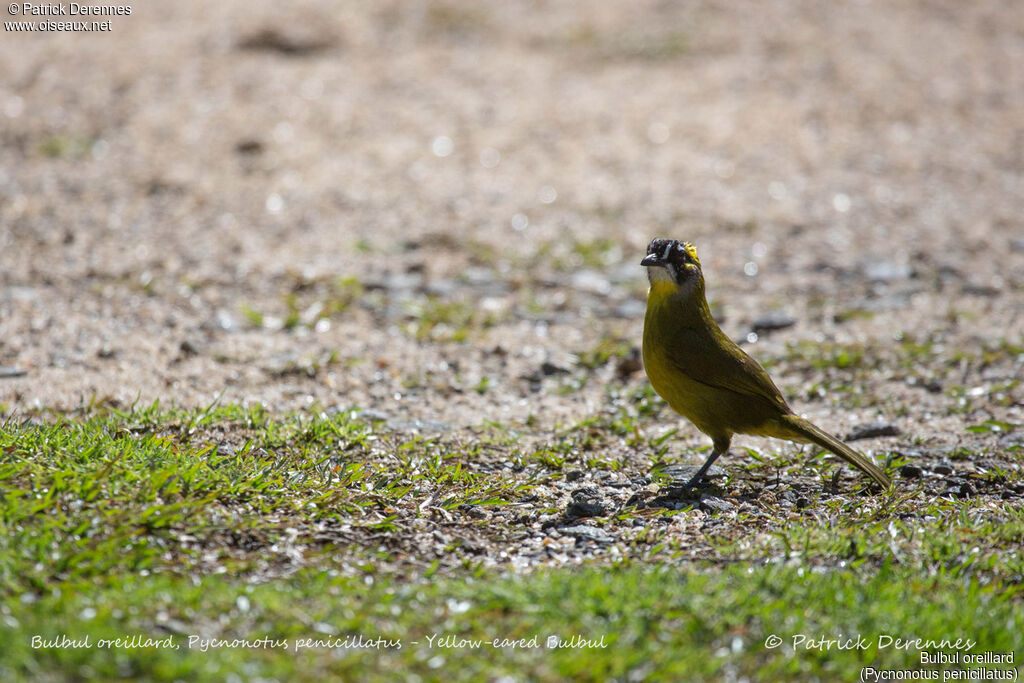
<box><xmin>634</xmin><ymin>464</ymin><xmax>887</xmax><ymax>513</ymax></box>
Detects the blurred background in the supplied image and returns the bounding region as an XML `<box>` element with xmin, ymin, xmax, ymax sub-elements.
<box><xmin>1</xmin><ymin>1</ymin><xmax>1021</xmax><ymax>438</ymax></box>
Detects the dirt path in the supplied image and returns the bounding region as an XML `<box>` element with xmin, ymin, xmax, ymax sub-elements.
<box><xmin>2</xmin><ymin>1</ymin><xmax>1022</xmax><ymax>460</ymax></box>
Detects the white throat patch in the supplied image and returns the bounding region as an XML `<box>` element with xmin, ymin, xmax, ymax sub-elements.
<box><xmin>646</xmin><ymin>265</ymin><xmax>676</xmax><ymax>284</ymax></box>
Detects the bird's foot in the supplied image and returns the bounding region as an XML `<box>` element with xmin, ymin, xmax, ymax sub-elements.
<box><xmin>678</xmin><ymin>478</ymin><xmax>703</xmax><ymax>493</ymax></box>
<box><xmin>654</xmin><ymin>464</ymin><xmax>725</xmax><ymax>494</ymax></box>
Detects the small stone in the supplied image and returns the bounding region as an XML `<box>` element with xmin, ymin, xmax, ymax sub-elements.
<box><xmin>613</xmin><ymin>299</ymin><xmax>646</xmax><ymax>318</ymax></box>
<box><xmin>997</xmin><ymin>432</ymin><xmax>1024</xmax><ymax>449</ymax></box>
<box><xmin>458</xmin><ymin>505</ymin><xmax>489</xmax><ymax>520</ymax></box>
<box><xmin>846</xmin><ymin>422</ymin><xmax>902</xmax><ymax>441</ymax></box>
<box><xmin>209</xmin><ymin>310</ymin><xmax>237</xmax><ymax>332</ymax></box>
<box><xmin>235</xmin><ymin>138</ymin><xmax>264</xmax><ymax>155</ymax></box>
<box><xmin>570</xmin><ymin>270</ymin><xmax>612</xmax><ymax>295</ymax></box>
<box><xmin>179</xmin><ymin>339</ymin><xmax>203</xmax><ymax>356</ymax></box>
<box><xmin>237</xmin><ymin>27</ymin><xmax>336</xmax><ymax>56</ymax></box>
<box><xmin>0</xmin><ymin>367</ymin><xmax>28</xmax><ymax>379</ymax></box>
<box><xmin>615</xmin><ymin>347</ymin><xmax>643</xmax><ymax>379</ymax></box>
<box><xmin>624</xmin><ymin>492</ymin><xmax>649</xmax><ymax>508</ymax></box>
<box><xmin>565</xmin><ymin>470</ymin><xmax>585</xmax><ymax>483</ymax></box>
<box><xmin>557</xmin><ymin>525</ymin><xmax>613</xmax><ymax>545</ymax></box>
<box><xmin>540</xmin><ymin>361</ymin><xmax>570</xmax><ymax>376</ymax></box>
<box><xmin>861</xmin><ymin>294</ymin><xmax>911</xmax><ymax>312</ymax></box>
<box><xmin>961</xmin><ymin>282</ymin><xmax>1001</xmax><ymax>297</ymax></box>
<box><xmin>262</xmin><ymin>353</ymin><xmax>311</xmax><ymax>377</ymax></box>
<box><xmin>863</xmin><ymin>260</ymin><xmax>911</xmax><ymax>282</ymax></box>
<box><xmin>932</xmin><ymin>464</ymin><xmax>954</xmax><ymax>476</ymax></box>
<box><xmin>566</xmin><ymin>499</ymin><xmax>608</xmax><ymax>519</ymax></box>
<box><xmin>700</xmin><ymin>495</ymin><xmax>734</xmax><ymax>514</ymax></box>
<box><xmin>899</xmin><ymin>464</ymin><xmax>924</xmax><ymax>479</ymax></box>
<box><xmin>3</xmin><ymin>286</ymin><xmax>37</xmax><ymax>301</ymax></box>
<box><xmin>951</xmin><ymin>482</ymin><xmax>975</xmax><ymax>499</ymax></box>
<box><xmin>423</xmin><ymin>279</ymin><xmax>456</xmax><ymax>297</ymax></box>
<box><xmin>751</xmin><ymin>312</ymin><xmax>796</xmax><ymax>335</ymax></box>
<box><xmin>386</xmin><ymin>418</ymin><xmax>451</xmax><ymax>434</ymax></box>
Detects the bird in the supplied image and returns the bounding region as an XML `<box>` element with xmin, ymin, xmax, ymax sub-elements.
<box><xmin>640</xmin><ymin>238</ymin><xmax>891</xmax><ymax>491</ymax></box>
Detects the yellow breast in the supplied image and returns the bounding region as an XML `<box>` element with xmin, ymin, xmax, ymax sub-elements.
<box><xmin>641</xmin><ymin>286</ymin><xmax>721</xmax><ymax>437</ymax></box>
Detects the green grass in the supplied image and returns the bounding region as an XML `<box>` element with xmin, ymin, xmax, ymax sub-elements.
<box><xmin>0</xmin><ymin>405</ymin><xmax>529</xmax><ymax>594</ymax></box>
<box><xmin>1</xmin><ymin>404</ymin><xmax>1022</xmax><ymax>680</ymax></box>
<box><xmin>2</xmin><ymin>564</ymin><xmax>1020</xmax><ymax>680</ymax></box>
<box><xmin>37</xmin><ymin>134</ymin><xmax>95</xmax><ymax>159</ymax></box>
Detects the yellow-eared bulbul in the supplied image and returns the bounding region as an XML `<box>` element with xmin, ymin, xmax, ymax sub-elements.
<box><xmin>640</xmin><ymin>238</ymin><xmax>891</xmax><ymax>490</ymax></box>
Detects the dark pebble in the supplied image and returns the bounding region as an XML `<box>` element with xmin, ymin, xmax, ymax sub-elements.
<box><xmin>777</xmin><ymin>489</ymin><xmax>797</xmax><ymax>503</ymax></box>
<box><xmin>237</xmin><ymin>27</ymin><xmax>335</xmax><ymax>56</ymax></box>
<box><xmin>932</xmin><ymin>464</ymin><xmax>954</xmax><ymax>476</ymax></box>
<box><xmin>961</xmin><ymin>283</ymin><xmax>1001</xmax><ymax>297</ymax></box>
<box><xmin>846</xmin><ymin>422</ymin><xmax>902</xmax><ymax>441</ymax></box>
<box><xmin>570</xmin><ymin>486</ymin><xmax>599</xmax><ymax>499</ymax></box>
<box><xmin>235</xmin><ymin>138</ymin><xmax>264</xmax><ymax>155</ymax></box>
<box><xmin>180</xmin><ymin>339</ymin><xmax>203</xmax><ymax>356</ymax></box>
<box><xmin>951</xmin><ymin>482</ymin><xmax>975</xmax><ymax>499</ymax></box>
<box><xmin>565</xmin><ymin>470</ymin><xmax>585</xmax><ymax>483</ymax></box>
<box><xmin>624</xmin><ymin>492</ymin><xmax>649</xmax><ymax>508</ymax></box>
<box><xmin>899</xmin><ymin>464</ymin><xmax>924</xmax><ymax>479</ymax></box>
<box><xmin>540</xmin><ymin>361</ymin><xmax>570</xmax><ymax>376</ymax></box>
<box><xmin>615</xmin><ymin>347</ymin><xmax>643</xmax><ymax>379</ymax></box>
<box><xmin>461</xmin><ymin>506</ymin><xmax>489</xmax><ymax>519</ymax></box>
<box><xmin>566</xmin><ymin>499</ymin><xmax>608</xmax><ymax>519</ymax></box>
<box><xmin>751</xmin><ymin>312</ymin><xmax>796</xmax><ymax>335</ymax></box>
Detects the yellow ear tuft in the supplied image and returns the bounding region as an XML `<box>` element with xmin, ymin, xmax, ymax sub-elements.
<box><xmin>682</xmin><ymin>242</ymin><xmax>701</xmax><ymax>267</ymax></box>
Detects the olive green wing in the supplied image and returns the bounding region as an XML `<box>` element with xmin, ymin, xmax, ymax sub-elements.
<box><xmin>665</xmin><ymin>325</ymin><xmax>792</xmax><ymax>414</ymax></box>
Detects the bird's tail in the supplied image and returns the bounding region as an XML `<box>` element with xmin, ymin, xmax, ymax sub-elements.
<box><xmin>781</xmin><ymin>415</ymin><xmax>892</xmax><ymax>488</ymax></box>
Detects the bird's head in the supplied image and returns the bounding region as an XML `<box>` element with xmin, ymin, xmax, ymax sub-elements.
<box><xmin>641</xmin><ymin>239</ymin><xmax>702</xmax><ymax>292</ymax></box>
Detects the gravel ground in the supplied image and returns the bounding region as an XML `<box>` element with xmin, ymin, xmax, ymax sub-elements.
<box><xmin>2</xmin><ymin>0</ymin><xmax>1022</xmax><ymax>464</ymax></box>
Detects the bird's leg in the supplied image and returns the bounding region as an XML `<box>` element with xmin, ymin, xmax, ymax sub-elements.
<box><xmin>681</xmin><ymin>449</ymin><xmax>724</xmax><ymax>491</ymax></box>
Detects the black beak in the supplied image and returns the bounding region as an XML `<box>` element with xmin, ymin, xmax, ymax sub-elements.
<box><xmin>640</xmin><ymin>253</ymin><xmax>664</xmax><ymax>267</ymax></box>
